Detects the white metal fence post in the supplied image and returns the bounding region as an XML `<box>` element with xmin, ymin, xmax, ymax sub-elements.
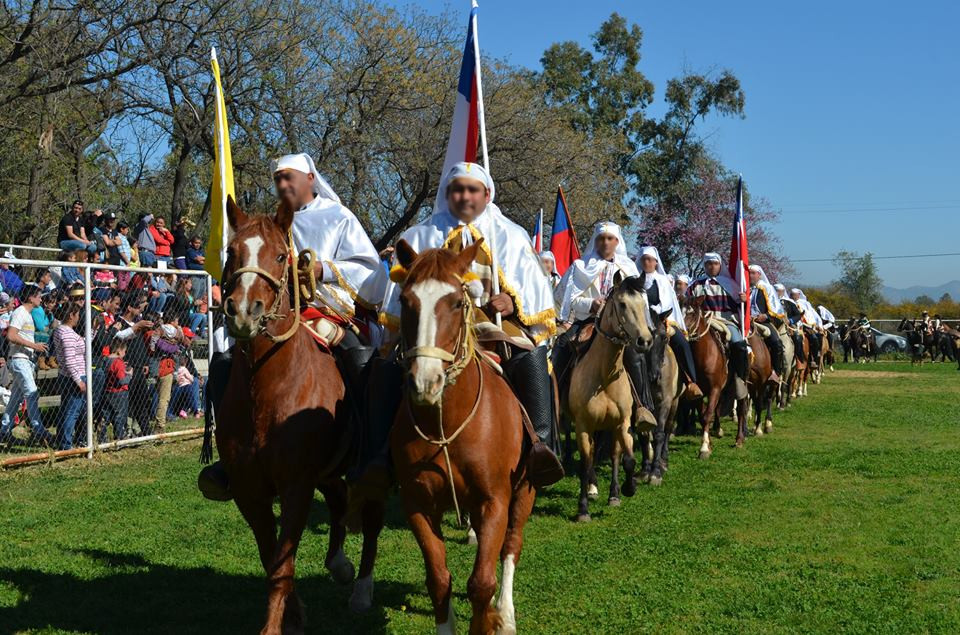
<box><xmin>83</xmin><ymin>267</ymin><xmax>94</xmax><ymax>459</ymax></box>
<box><xmin>206</xmin><ymin>273</ymin><xmax>214</xmax><ymax>368</ymax></box>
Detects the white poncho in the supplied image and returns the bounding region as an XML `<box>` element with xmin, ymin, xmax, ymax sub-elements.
<box><xmin>635</xmin><ymin>245</ymin><xmax>686</xmax><ymax>333</ymax></box>
<box><xmin>555</xmin><ymin>221</ymin><xmax>639</xmax><ymax>322</ymax></box>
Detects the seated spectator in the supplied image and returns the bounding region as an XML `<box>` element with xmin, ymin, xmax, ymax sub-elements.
<box><xmin>60</xmin><ymin>251</ymin><xmax>83</xmax><ymax>288</ymax></box>
<box><xmin>57</xmin><ymin>200</ymin><xmax>97</xmax><ymax>255</ymax></box>
<box><xmin>35</xmin><ymin>268</ymin><xmax>56</xmax><ymax>293</ymax></box>
<box><xmin>0</xmin><ymin>285</ymin><xmax>54</xmax><ymax>446</ymax></box>
<box><xmin>149</xmin><ymin>217</ymin><xmax>174</xmax><ymax>266</ymax></box>
<box><xmin>31</xmin><ymin>292</ymin><xmax>57</xmax><ymax>370</ymax></box>
<box><xmin>0</xmin><ymin>260</ymin><xmax>24</xmax><ymax>296</ymax></box>
<box><xmin>51</xmin><ymin>303</ymin><xmax>86</xmax><ymax>450</ymax></box>
<box><xmin>168</xmin><ymin>353</ymin><xmax>201</xmax><ymax>419</ymax></box>
<box><xmin>147</xmin><ymin>273</ymin><xmax>175</xmax><ymax>315</ymax></box>
<box><xmin>0</xmin><ymin>293</ymin><xmax>14</xmax><ymax>333</ymax></box>
<box><xmin>93</xmin><ymin>265</ymin><xmax>117</xmax><ymax>289</ymax></box>
<box><xmin>186</xmin><ymin>236</ymin><xmax>205</xmax><ymax>270</ymax></box>
<box><xmin>100</xmin><ymin>337</ymin><xmax>129</xmax><ymax>443</ymax></box>
<box><xmin>167</xmin><ymin>277</ymin><xmax>206</xmax><ymax>337</ymax></box>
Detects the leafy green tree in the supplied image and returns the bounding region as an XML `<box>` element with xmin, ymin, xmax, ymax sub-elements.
<box><xmin>832</xmin><ymin>251</ymin><xmax>884</xmax><ymax>312</ymax></box>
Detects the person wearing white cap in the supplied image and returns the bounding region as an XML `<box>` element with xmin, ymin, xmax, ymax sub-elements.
<box><xmin>673</xmin><ymin>274</ymin><xmax>690</xmax><ymax>298</ymax></box>
<box><xmin>539</xmin><ymin>250</ymin><xmax>561</xmax><ymax>289</ymax></box>
<box><xmin>789</xmin><ymin>288</ymin><xmax>824</xmax><ymax>366</ymax></box>
<box><xmin>199</xmin><ymin>152</ymin><xmax>386</xmax><ymax>502</ymax></box>
<box><xmin>687</xmin><ymin>252</ymin><xmax>750</xmax><ymax>398</ymax></box>
<box><xmin>378</xmin><ymin>161</ymin><xmax>563</xmax><ymax>491</ymax></box>
<box><xmin>636</xmin><ymin>246</ymin><xmax>702</xmax><ymax>400</ymax></box>
<box><xmin>748</xmin><ymin>264</ymin><xmax>786</xmax><ymax>378</ymax></box>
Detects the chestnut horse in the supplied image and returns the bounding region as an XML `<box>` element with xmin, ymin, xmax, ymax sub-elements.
<box><xmin>391</xmin><ymin>239</ymin><xmax>536</xmax><ymax>635</ymax></box>
<box><xmin>788</xmin><ymin>329</ymin><xmax>810</xmax><ymax>399</ymax></box>
<box><xmin>216</xmin><ymin>197</ymin><xmax>384</xmax><ymax>634</ymax></box>
<box><xmin>746</xmin><ymin>330</ymin><xmax>776</xmax><ymax>437</ymax></box>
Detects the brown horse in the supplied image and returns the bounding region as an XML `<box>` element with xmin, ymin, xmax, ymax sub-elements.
<box><xmin>684</xmin><ymin>298</ymin><xmax>734</xmax><ymax>458</ymax></box>
<box><xmin>390</xmin><ymin>239</ymin><xmax>537</xmax><ymax>635</ymax></box>
<box><xmin>216</xmin><ymin>197</ymin><xmax>384</xmax><ymax>634</ymax></box>
<box><xmin>746</xmin><ymin>331</ymin><xmax>776</xmax><ymax>437</ymax></box>
<box><xmin>788</xmin><ymin>329</ymin><xmax>810</xmax><ymax>399</ymax></box>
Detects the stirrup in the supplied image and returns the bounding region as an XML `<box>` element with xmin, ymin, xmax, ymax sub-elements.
<box><xmin>526</xmin><ymin>442</ymin><xmax>564</xmax><ymax>489</ymax></box>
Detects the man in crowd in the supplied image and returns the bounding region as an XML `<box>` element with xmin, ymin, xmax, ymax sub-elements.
<box><xmin>58</xmin><ymin>200</ymin><xmax>97</xmax><ymax>256</ymax></box>
<box><xmin>687</xmin><ymin>252</ymin><xmax>750</xmax><ymax>399</ymax></box>
<box><xmin>0</xmin><ymin>285</ymin><xmax>55</xmax><ymax>446</ymax></box>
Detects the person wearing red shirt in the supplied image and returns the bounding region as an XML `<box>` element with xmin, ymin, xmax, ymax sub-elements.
<box><xmin>148</xmin><ymin>217</ymin><xmax>174</xmax><ymax>265</ymax></box>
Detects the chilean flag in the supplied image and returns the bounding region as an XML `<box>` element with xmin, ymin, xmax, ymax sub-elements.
<box><xmin>531</xmin><ymin>209</ymin><xmax>543</xmax><ymax>252</ymax></box>
<box><xmin>729</xmin><ymin>176</ymin><xmax>750</xmax><ymax>336</ymax></box>
<box><xmin>439</xmin><ymin>1</ymin><xmax>482</xmax><ymax>183</ymax></box>
<box><xmin>550</xmin><ymin>185</ymin><xmax>580</xmax><ymax>275</ymax></box>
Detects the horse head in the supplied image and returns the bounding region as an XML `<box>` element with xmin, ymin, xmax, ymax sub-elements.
<box><xmin>395</xmin><ymin>238</ymin><xmax>483</xmax><ymax>406</ymax></box>
<box><xmin>221</xmin><ymin>196</ymin><xmax>294</xmax><ymax>339</ymax></box>
<box><xmin>599</xmin><ymin>271</ymin><xmax>655</xmax><ymax>351</ymax></box>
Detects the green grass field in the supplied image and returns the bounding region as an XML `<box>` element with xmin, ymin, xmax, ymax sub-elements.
<box><xmin>1</xmin><ymin>362</ymin><xmax>958</xmax><ymax>634</ymax></box>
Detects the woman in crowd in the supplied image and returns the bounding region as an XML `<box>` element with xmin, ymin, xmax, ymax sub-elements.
<box><xmin>166</xmin><ymin>276</ymin><xmax>206</xmax><ymax>337</ymax></box>
<box><xmin>51</xmin><ymin>303</ymin><xmax>87</xmax><ymax>449</ymax></box>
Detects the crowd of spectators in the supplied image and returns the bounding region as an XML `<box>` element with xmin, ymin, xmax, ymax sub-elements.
<box><xmin>0</xmin><ymin>200</ymin><xmax>218</xmax><ymax>452</ymax></box>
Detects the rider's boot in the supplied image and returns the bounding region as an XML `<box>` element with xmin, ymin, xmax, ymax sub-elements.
<box><xmin>622</xmin><ymin>346</ymin><xmax>658</xmax><ymax>427</ymax></box>
<box><xmin>766</xmin><ymin>332</ymin><xmax>785</xmax><ymax>380</ymax></box>
<box><xmin>793</xmin><ymin>334</ymin><xmax>806</xmax><ymax>362</ymax></box>
<box><xmin>503</xmin><ymin>346</ymin><xmax>565</xmax><ymax>489</ymax></box>
<box><xmin>731</xmin><ymin>340</ymin><xmax>749</xmax><ymax>399</ymax></box>
<box><xmin>198</xmin><ymin>351</ymin><xmax>234</xmax><ymax>502</ymax></box>
<box><xmin>669</xmin><ymin>331</ymin><xmax>703</xmax><ymax>401</ymax></box>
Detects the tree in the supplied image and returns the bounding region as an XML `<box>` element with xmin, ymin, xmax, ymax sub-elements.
<box><xmin>915</xmin><ymin>295</ymin><xmax>935</xmax><ymax>305</ymax></box>
<box><xmin>832</xmin><ymin>251</ymin><xmax>883</xmax><ymax>312</ymax></box>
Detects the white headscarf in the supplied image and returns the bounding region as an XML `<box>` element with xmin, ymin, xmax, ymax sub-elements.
<box><xmin>272</xmin><ymin>153</ymin><xmax>342</xmax><ymax>204</ymax></box>
<box><xmin>748</xmin><ymin>264</ymin><xmax>784</xmax><ymax>317</ymax></box>
<box><xmin>817</xmin><ymin>305</ymin><xmax>836</xmax><ymax>324</ymax></box>
<box><xmin>697</xmin><ymin>252</ymin><xmax>740</xmax><ymax>298</ymax></box>
<box><xmin>555</xmin><ymin>221</ymin><xmax>639</xmax><ymax>321</ymax></box>
<box><xmin>539</xmin><ymin>250</ymin><xmax>556</xmax><ymax>264</ymax></box>
<box><xmin>675</xmin><ymin>274</ymin><xmax>691</xmax><ymax>285</ymax></box>
<box><xmin>790</xmin><ymin>288</ymin><xmax>822</xmax><ymax>326</ymax></box>
<box><xmin>635</xmin><ymin>245</ymin><xmax>685</xmax><ymax>332</ymax></box>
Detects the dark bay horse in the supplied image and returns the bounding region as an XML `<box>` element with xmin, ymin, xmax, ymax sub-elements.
<box><xmin>215</xmin><ymin>197</ymin><xmax>384</xmax><ymax>633</ymax></box>
<box><xmin>391</xmin><ymin>239</ymin><xmax>536</xmax><ymax>634</ymax></box>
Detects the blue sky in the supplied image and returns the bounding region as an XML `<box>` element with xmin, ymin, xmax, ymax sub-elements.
<box><xmin>392</xmin><ymin>0</ymin><xmax>960</xmax><ymax>288</ymax></box>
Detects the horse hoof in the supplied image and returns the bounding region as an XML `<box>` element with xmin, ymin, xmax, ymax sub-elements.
<box><xmin>648</xmin><ymin>475</ymin><xmax>662</xmax><ymax>487</ymax></box>
<box><xmin>754</xmin><ymin>427</ymin><xmax>764</xmax><ymax>437</ymax></box>
<box><xmin>764</xmin><ymin>420</ymin><xmax>773</xmax><ymax>433</ymax></box>
<box><xmin>698</xmin><ymin>451</ymin><xmax>711</xmax><ymax>460</ymax></box>
<box><xmin>735</xmin><ymin>439</ymin><xmax>744</xmax><ymax>449</ymax></box>
<box><xmin>586</xmin><ymin>484</ymin><xmax>599</xmax><ymax>500</ymax></box>
<box><xmin>466</xmin><ymin>528</ymin><xmax>478</xmax><ymax>546</ymax></box>
<box><xmin>622</xmin><ymin>478</ymin><xmax>636</xmax><ymax>497</ymax></box>
<box><xmin>716</xmin><ymin>428</ymin><xmax>724</xmax><ymax>438</ymax></box>
<box><xmin>349</xmin><ymin>575</ymin><xmax>374</xmax><ymax>613</ymax></box>
<box><xmin>576</xmin><ymin>513</ymin><xmax>591</xmax><ymax>523</ymax></box>
<box><xmin>326</xmin><ymin>549</ymin><xmax>355</xmax><ymax>586</ymax></box>
<box><xmin>608</xmin><ymin>497</ymin><xmax>621</xmax><ymax>507</ymax></box>
<box><xmin>640</xmin><ymin>472</ymin><xmax>651</xmax><ymax>484</ymax></box>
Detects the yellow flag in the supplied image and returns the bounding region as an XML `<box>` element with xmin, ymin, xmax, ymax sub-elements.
<box><xmin>205</xmin><ymin>47</ymin><xmax>235</xmax><ymax>281</ymax></box>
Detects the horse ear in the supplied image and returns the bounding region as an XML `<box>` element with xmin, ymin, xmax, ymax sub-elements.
<box><xmin>456</xmin><ymin>237</ymin><xmax>484</xmax><ymax>274</ymax></box>
<box><xmin>638</xmin><ymin>271</ymin><xmax>646</xmax><ymax>290</ymax></box>
<box><xmin>396</xmin><ymin>239</ymin><xmax>418</xmax><ymax>269</ymax></box>
<box><xmin>226</xmin><ymin>195</ymin><xmax>248</xmax><ymax>230</ymax></box>
<box><xmin>613</xmin><ymin>269</ymin><xmax>625</xmax><ymax>288</ymax></box>
<box><xmin>659</xmin><ymin>307</ymin><xmax>673</xmax><ymax>323</ymax></box>
<box><xmin>274</xmin><ymin>200</ymin><xmax>294</xmax><ymax>233</ymax></box>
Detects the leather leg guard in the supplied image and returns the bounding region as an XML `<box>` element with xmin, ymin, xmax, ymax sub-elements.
<box><xmin>503</xmin><ymin>347</ymin><xmax>564</xmax><ymax>488</ymax></box>
<box><xmin>623</xmin><ymin>346</ymin><xmax>657</xmax><ymax>427</ymax></box>
<box><xmin>732</xmin><ymin>340</ymin><xmax>749</xmax><ymax>381</ymax></box>
<box><xmin>793</xmin><ymin>334</ymin><xmax>806</xmax><ymax>362</ymax></box>
<box><xmin>199</xmin><ymin>351</ymin><xmax>233</xmax><ymax>502</ymax></box>
<box><xmin>766</xmin><ymin>334</ymin><xmax>785</xmax><ymax>376</ymax></box>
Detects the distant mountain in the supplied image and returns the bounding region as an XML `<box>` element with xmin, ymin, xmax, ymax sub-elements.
<box><xmin>881</xmin><ymin>280</ymin><xmax>960</xmax><ymax>303</ymax></box>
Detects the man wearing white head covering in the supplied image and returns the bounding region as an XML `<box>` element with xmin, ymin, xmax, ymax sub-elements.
<box><xmin>555</xmin><ymin>221</ymin><xmax>638</xmax><ymax>323</ymax></box>
<box><xmin>199</xmin><ymin>152</ymin><xmax>386</xmax><ymax>502</ymax></box>
<box><xmin>379</xmin><ymin>161</ymin><xmax>563</xmax><ymax>489</ymax></box>
<box><xmin>790</xmin><ymin>288</ymin><xmax>824</xmax><ymax>365</ymax></box>
<box><xmin>539</xmin><ymin>250</ymin><xmax>561</xmax><ymax>290</ymax></box>
<box><xmin>636</xmin><ymin>246</ymin><xmax>702</xmax><ymax>400</ymax></box>
<box><xmin>674</xmin><ymin>274</ymin><xmax>691</xmax><ymax>298</ymax></box>
<box><xmin>774</xmin><ymin>283</ymin><xmax>808</xmax><ymax>362</ymax></box>
<box><xmin>748</xmin><ymin>264</ymin><xmax>786</xmax><ymax>378</ymax></box>
<box><xmin>687</xmin><ymin>252</ymin><xmax>750</xmax><ymax>398</ymax></box>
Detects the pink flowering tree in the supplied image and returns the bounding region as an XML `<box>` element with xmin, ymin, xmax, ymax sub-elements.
<box><xmin>633</xmin><ymin>156</ymin><xmax>793</xmax><ymax>281</ymax></box>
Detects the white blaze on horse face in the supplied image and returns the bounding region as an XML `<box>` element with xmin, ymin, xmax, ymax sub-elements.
<box><xmin>238</xmin><ymin>235</ymin><xmax>265</xmax><ymax>317</ymax></box>
<box><xmin>410</xmin><ymin>279</ymin><xmax>457</xmax><ymax>403</ymax></box>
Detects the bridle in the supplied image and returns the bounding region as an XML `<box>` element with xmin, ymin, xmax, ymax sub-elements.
<box><xmin>685</xmin><ymin>306</ymin><xmax>709</xmax><ymax>341</ymax></box>
<box><xmin>595</xmin><ymin>286</ymin><xmax>639</xmax><ymax>348</ymax></box>
<box><xmin>223</xmin><ymin>230</ymin><xmax>301</xmax><ymax>343</ymax></box>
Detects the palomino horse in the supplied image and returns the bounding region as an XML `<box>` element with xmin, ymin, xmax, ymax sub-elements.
<box><xmin>391</xmin><ymin>239</ymin><xmax>536</xmax><ymax>635</ymax></box>
<box><xmin>216</xmin><ymin>197</ymin><xmax>384</xmax><ymax>633</ymax></box>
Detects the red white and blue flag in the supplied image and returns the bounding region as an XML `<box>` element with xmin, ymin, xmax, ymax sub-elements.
<box><xmin>550</xmin><ymin>186</ymin><xmax>580</xmax><ymax>275</ymax></box>
<box><xmin>439</xmin><ymin>1</ymin><xmax>483</xmax><ymax>182</ymax></box>
<box><xmin>531</xmin><ymin>209</ymin><xmax>543</xmax><ymax>252</ymax></box>
<box><xmin>729</xmin><ymin>176</ymin><xmax>750</xmax><ymax>336</ymax></box>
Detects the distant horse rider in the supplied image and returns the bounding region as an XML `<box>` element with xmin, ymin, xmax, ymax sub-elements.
<box><xmin>687</xmin><ymin>252</ymin><xmax>750</xmax><ymax>399</ymax></box>
<box><xmin>789</xmin><ymin>288</ymin><xmax>824</xmax><ymax>365</ymax></box>
<box><xmin>747</xmin><ymin>264</ymin><xmax>785</xmax><ymax>380</ymax></box>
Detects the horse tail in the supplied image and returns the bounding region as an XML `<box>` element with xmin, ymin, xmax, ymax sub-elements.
<box><xmin>200</xmin><ymin>400</ymin><xmax>215</xmax><ymax>465</ymax></box>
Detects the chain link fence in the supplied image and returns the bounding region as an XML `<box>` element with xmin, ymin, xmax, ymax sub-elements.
<box><xmin>0</xmin><ymin>254</ymin><xmax>214</xmax><ymax>467</ymax></box>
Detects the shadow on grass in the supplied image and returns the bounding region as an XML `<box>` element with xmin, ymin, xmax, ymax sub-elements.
<box><xmin>0</xmin><ymin>548</ymin><xmax>418</xmax><ymax>634</ymax></box>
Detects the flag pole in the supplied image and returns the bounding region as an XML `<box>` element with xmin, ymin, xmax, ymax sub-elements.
<box><xmin>737</xmin><ymin>175</ymin><xmax>746</xmax><ymax>339</ymax></box>
<box><xmin>471</xmin><ymin>1</ymin><xmax>501</xmax><ymax>327</ymax></box>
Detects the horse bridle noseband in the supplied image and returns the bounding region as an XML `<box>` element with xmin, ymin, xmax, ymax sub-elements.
<box><xmin>400</xmin><ymin>284</ymin><xmax>475</xmax><ymax>387</ymax></box>
<box><xmin>595</xmin><ymin>287</ymin><xmax>638</xmax><ymax>348</ymax></box>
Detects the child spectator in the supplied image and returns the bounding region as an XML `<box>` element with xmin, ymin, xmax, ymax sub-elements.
<box><xmin>101</xmin><ymin>337</ymin><xmax>129</xmax><ymax>442</ymax></box>
<box><xmin>31</xmin><ymin>292</ymin><xmax>57</xmax><ymax>370</ymax></box>
<box><xmin>61</xmin><ymin>251</ymin><xmax>83</xmax><ymax>287</ymax></box>
<box><xmin>150</xmin><ymin>312</ymin><xmax>182</xmax><ymax>432</ymax></box>
<box><xmin>51</xmin><ymin>303</ymin><xmax>86</xmax><ymax>450</ymax></box>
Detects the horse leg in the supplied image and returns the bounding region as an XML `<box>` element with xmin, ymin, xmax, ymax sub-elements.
<box><xmin>498</xmin><ymin>483</ymin><xmax>536</xmax><ymax>635</ymax></box>
<box><xmin>764</xmin><ymin>385</ymin><xmax>774</xmax><ymax>434</ymax></box>
<box><xmin>577</xmin><ymin>430</ymin><xmax>593</xmax><ymax>522</ymax></box>
<box><xmin>262</xmin><ymin>484</ymin><xmax>314</xmax><ymax>635</ymax></box>
<box><xmin>698</xmin><ymin>389</ymin><xmax>717</xmax><ymax>460</ymax></box>
<box><xmin>317</xmin><ymin>479</ymin><xmax>355</xmax><ymax>586</ymax></box>
<box><xmin>619</xmin><ymin>417</ymin><xmax>638</xmax><ymax>494</ymax></box>
<box><xmin>349</xmin><ymin>498</ymin><xmax>386</xmax><ymax>613</ymax></box>
<box><xmin>608</xmin><ymin>434</ymin><xmax>621</xmax><ymax>506</ymax></box>
<box><xmin>734</xmin><ymin>398</ymin><xmax>747</xmax><ymax>448</ymax></box>
<box><xmin>233</xmin><ymin>492</ymin><xmax>279</xmax><ymax>625</ymax></box>
<box><xmin>407</xmin><ymin>509</ymin><xmax>455</xmax><ymax>633</ymax></box>
<box><xmin>638</xmin><ymin>430</ymin><xmax>652</xmax><ymax>484</ymax></box>
<box><xmin>467</xmin><ymin>498</ymin><xmax>509</xmax><ymax>635</ymax></box>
